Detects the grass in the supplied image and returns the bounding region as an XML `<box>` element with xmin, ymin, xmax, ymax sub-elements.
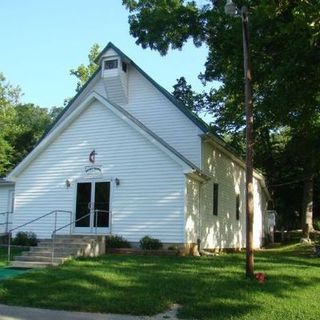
<box><xmin>0</xmin><ymin>247</ymin><xmax>25</xmax><ymax>267</ymax></box>
<box><xmin>0</xmin><ymin>244</ymin><xmax>318</xmax><ymax>319</ymax></box>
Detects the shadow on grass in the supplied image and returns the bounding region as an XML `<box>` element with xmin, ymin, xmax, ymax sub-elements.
<box><xmin>0</xmin><ymin>245</ymin><xmax>319</xmax><ymax>320</ymax></box>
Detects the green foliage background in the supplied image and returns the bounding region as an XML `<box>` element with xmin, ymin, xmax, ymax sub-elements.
<box><xmin>123</xmin><ymin>0</ymin><xmax>320</xmax><ymax>229</ymax></box>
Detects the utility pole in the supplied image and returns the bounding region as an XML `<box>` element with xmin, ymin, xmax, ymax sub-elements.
<box><xmin>225</xmin><ymin>1</ymin><xmax>254</xmax><ymax>278</ymax></box>
<box><xmin>242</xmin><ymin>6</ymin><xmax>254</xmax><ymax>278</ymax></box>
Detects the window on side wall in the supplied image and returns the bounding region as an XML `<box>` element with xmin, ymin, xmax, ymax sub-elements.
<box><xmin>236</xmin><ymin>194</ymin><xmax>240</xmax><ymax>220</ymax></box>
<box><xmin>213</xmin><ymin>183</ymin><xmax>219</xmax><ymax>216</ymax></box>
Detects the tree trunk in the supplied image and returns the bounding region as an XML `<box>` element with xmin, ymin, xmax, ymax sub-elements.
<box><xmin>302</xmin><ymin>174</ymin><xmax>314</xmax><ymax>239</ymax></box>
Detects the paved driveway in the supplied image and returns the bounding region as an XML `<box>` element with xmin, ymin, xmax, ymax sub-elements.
<box><xmin>0</xmin><ymin>304</ymin><xmax>180</xmax><ymax>320</ymax></box>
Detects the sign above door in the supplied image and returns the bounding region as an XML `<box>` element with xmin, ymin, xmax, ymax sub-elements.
<box><xmin>84</xmin><ymin>165</ymin><xmax>102</xmax><ymax>177</ymax></box>
<box><xmin>85</xmin><ymin>149</ymin><xmax>102</xmax><ymax>177</ymax></box>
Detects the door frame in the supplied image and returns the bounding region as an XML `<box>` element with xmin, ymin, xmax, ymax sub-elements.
<box><xmin>72</xmin><ymin>177</ymin><xmax>113</xmax><ymax>234</ymax></box>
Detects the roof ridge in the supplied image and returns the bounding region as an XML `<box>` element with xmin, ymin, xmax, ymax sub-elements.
<box><xmin>95</xmin><ymin>42</ymin><xmax>209</xmax><ymax>133</ymax></box>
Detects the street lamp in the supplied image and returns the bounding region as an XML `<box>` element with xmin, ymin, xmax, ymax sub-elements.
<box><xmin>224</xmin><ymin>0</ymin><xmax>254</xmax><ymax>278</ymax></box>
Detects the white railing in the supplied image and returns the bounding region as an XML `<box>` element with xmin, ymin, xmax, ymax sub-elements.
<box><xmin>51</xmin><ymin>209</ymin><xmax>110</xmax><ymax>263</ymax></box>
<box><xmin>0</xmin><ymin>211</ymin><xmax>13</xmax><ymax>234</ymax></box>
<box><xmin>7</xmin><ymin>210</ymin><xmax>72</xmax><ymax>262</ymax></box>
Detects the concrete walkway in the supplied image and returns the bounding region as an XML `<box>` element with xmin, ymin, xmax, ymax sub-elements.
<box><xmin>0</xmin><ymin>304</ymin><xmax>180</xmax><ymax>320</ymax></box>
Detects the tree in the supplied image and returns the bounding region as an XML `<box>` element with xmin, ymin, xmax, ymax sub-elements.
<box><xmin>123</xmin><ymin>0</ymin><xmax>320</xmax><ymax>239</ymax></box>
<box><xmin>172</xmin><ymin>76</ymin><xmax>211</xmax><ymax>114</ymax></box>
<box><xmin>0</xmin><ymin>73</ymin><xmax>22</xmax><ymax>175</ymax></box>
<box><xmin>6</xmin><ymin>104</ymin><xmax>53</xmax><ymax>170</ymax></box>
<box><xmin>70</xmin><ymin>43</ymin><xmax>101</xmax><ymax>92</ymax></box>
<box><xmin>0</xmin><ymin>73</ymin><xmax>61</xmax><ymax>176</ymax></box>
<box><xmin>49</xmin><ymin>106</ymin><xmax>64</xmax><ymax>121</ymax></box>
<box><xmin>0</xmin><ymin>43</ymin><xmax>101</xmax><ymax>176</ymax></box>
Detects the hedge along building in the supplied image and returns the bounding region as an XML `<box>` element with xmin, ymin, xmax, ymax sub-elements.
<box><xmin>1</xmin><ymin>43</ymin><xmax>270</xmax><ymax>250</ymax></box>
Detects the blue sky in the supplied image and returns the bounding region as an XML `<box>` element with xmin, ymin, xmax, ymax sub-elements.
<box><xmin>0</xmin><ymin>0</ymin><xmax>217</xmax><ymax>110</ymax></box>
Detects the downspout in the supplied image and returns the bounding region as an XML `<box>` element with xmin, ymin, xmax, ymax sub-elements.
<box><xmin>197</xmin><ymin>181</ymin><xmax>202</xmax><ymax>251</ymax></box>
<box><xmin>198</xmin><ymin>138</ymin><xmax>203</xmax><ymax>251</ymax></box>
<box><xmin>197</xmin><ymin>178</ymin><xmax>214</xmax><ymax>254</ymax></box>
<box><xmin>197</xmin><ymin>179</ymin><xmax>217</xmax><ymax>257</ymax></box>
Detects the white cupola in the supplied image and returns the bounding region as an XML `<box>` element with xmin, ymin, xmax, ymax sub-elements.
<box><xmin>98</xmin><ymin>47</ymin><xmax>129</xmax><ymax>105</ymax></box>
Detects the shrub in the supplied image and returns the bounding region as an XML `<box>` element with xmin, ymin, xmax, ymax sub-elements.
<box><xmin>314</xmin><ymin>219</ymin><xmax>320</xmax><ymax>231</ymax></box>
<box><xmin>106</xmin><ymin>235</ymin><xmax>131</xmax><ymax>248</ymax></box>
<box><xmin>12</xmin><ymin>231</ymin><xmax>38</xmax><ymax>246</ymax></box>
<box><xmin>167</xmin><ymin>245</ymin><xmax>179</xmax><ymax>251</ymax></box>
<box><xmin>139</xmin><ymin>236</ymin><xmax>163</xmax><ymax>250</ymax></box>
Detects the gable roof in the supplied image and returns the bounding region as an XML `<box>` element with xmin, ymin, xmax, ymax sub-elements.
<box><xmin>7</xmin><ymin>92</ymin><xmax>209</xmax><ymax>180</ymax></box>
<box><xmin>8</xmin><ymin>42</ymin><xmax>267</xmax><ymax>194</ymax></box>
<box><xmin>41</xmin><ymin>42</ymin><xmax>209</xmax><ymax>143</ymax></box>
<box><xmin>96</xmin><ymin>42</ymin><xmax>209</xmax><ymax>133</ymax></box>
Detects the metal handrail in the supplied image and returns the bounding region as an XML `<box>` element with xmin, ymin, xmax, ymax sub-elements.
<box><xmin>51</xmin><ymin>212</ymin><xmax>91</xmax><ymax>264</ymax></box>
<box><xmin>0</xmin><ymin>211</ymin><xmax>13</xmax><ymax>234</ymax></box>
<box><xmin>8</xmin><ymin>210</ymin><xmax>72</xmax><ymax>234</ymax></box>
<box><xmin>93</xmin><ymin>209</ymin><xmax>109</xmax><ymax>234</ymax></box>
<box><xmin>7</xmin><ymin>209</ymin><xmax>72</xmax><ymax>263</ymax></box>
<box><xmin>51</xmin><ymin>210</ymin><xmax>110</xmax><ymax>263</ymax></box>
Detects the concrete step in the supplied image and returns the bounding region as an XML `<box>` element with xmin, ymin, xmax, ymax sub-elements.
<box><xmin>15</xmin><ymin>255</ymin><xmax>66</xmax><ymax>263</ymax></box>
<box><xmin>33</xmin><ymin>246</ymin><xmax>86</xmax><ymax>253</ymax></box>
<box><xmin>10</xmin><ymin>261</ymin><xmax>59</xmax><ymax>268</ymax></box>
<box><xmin>26</xmin><ymin>249</ymin><xmax>79</xmax><ymax>256</ymax></box>
<box><xmin>54</xmin><ymin>235</ymin><xmax>101</xmax><ymax>239</ymax></box>
<box><xmin>22</xmin><ymin>251</ymin><xmax>73</xmax><ymax>258</ymax></box>
<box><xmin>31</xmin><ymin>243</ymin><xmax>87</xmax><ymax>249</ymax></box>
<box><xmin>39</xmin><ymin>236</ymin><xmax>101</xmax><ymax>242</ymax></box>
<box><xmin>38</xmin><ymin>240</ymin><xmax>92</xmax><ymax>246</ymax></box>
<box><xmin>12</xmin><ymin>235</ymin><xmax>105</xmax><ymax>268</ymax></box>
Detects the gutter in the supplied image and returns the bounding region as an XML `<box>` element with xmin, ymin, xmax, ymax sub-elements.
<box><xmin>0</xmin><ymin>178</ymin><xmax>15</xmax><ymax>186</ymax></box>
<box><xmin>185</xmin><ymin>169</ymin><xmax>211</xmax><ymax>183</ymax></box>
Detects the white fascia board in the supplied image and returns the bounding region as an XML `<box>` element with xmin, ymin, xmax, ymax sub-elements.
<box><xmin>184</xmin><ymin>170</ymin><xmax>210</xmax><ymax>183</ymax></box>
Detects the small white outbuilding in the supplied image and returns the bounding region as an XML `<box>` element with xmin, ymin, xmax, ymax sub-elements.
<box><xmin>1</xmin><ymin>43</ymin><xmax>270</xmax><ymax>250</ymax></box>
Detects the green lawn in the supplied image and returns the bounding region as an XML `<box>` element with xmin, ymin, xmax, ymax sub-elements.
<box><xmin>0</xmin><ymin>244</ymin><xmax>318</xmax><ymax>320</ymax></box>
<box><xmin>0</xmin><ymin>247</ymin><xmax>25</xmax><ymax>267</ymax></box>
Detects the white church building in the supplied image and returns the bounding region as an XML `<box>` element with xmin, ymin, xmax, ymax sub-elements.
<box><xmin>0</xmin><ymin>43</ymin><xmax>270</xmax><ymax>251</ymax></box>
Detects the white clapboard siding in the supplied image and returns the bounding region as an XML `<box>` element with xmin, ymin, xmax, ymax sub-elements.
<box><xmin>124</xmin><ymin>66</ymin><xmax>202</xmax><ymax>167</ymax></box>
<box><xmin>0</xmin><ymin>185</ymin><xmax>13</xmax><ymax>233</ymax></box>
<box><xmin>52</xmin><ymin>72</ymin><xmax>101</xmax><ymax>130</ymax></box>
<box><xmin>198</xmin><ymin>142</ymin><xmax>267</xmax><ymax>249</ymax></box>
<box><xmin>99</xmin><ymin>48</ymin><xmax>117</xmax><ymax>59</ymax></box>
<box><xmin>185</xmin><ymin>177</ymin><xmax>200</xmax><ymax>244</ymax></box>
<box><xmin>253</xmin><ymin>179</ymin><xmax>267</xmax><ymax>248</ymax></box>
<box><xmin>49</xmin><ymin>51</ymin><xmax>202</xmax><ymax>168</ymax></box>
<box><xmin>13</xmin><ymin>100</ymin><xmax>185</xmax><ymax>242</ymax></box>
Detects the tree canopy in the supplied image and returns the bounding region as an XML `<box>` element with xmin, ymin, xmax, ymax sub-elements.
<box><xmin>70</xmin><ymin>43</ymin><xmax>101</xmax><ymax>92</ymax></box>
<box><xmin>0</xmin><ymin>73</ymin><xmax>60</xmax><ymax>176</ymax></box>
<box><xmin>123</xmin><ymin>0</ymin><xmax>319</xmax><ymax>129</ymax></box>
<box><xmin>0</xmin><ymin>43</ymin><xmax>101</xmax><ymax>177</ymax></box>
<box><xmin>123</xmin><ymin>0</ymin><xmax>320</xmax><ymax>231</ymax></box>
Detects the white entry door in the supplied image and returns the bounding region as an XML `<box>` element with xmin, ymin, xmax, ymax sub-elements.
<box><xmin>74</xmin><ymin>181</ymin><xmax>110</xmax><ymax>234</ymax></box>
